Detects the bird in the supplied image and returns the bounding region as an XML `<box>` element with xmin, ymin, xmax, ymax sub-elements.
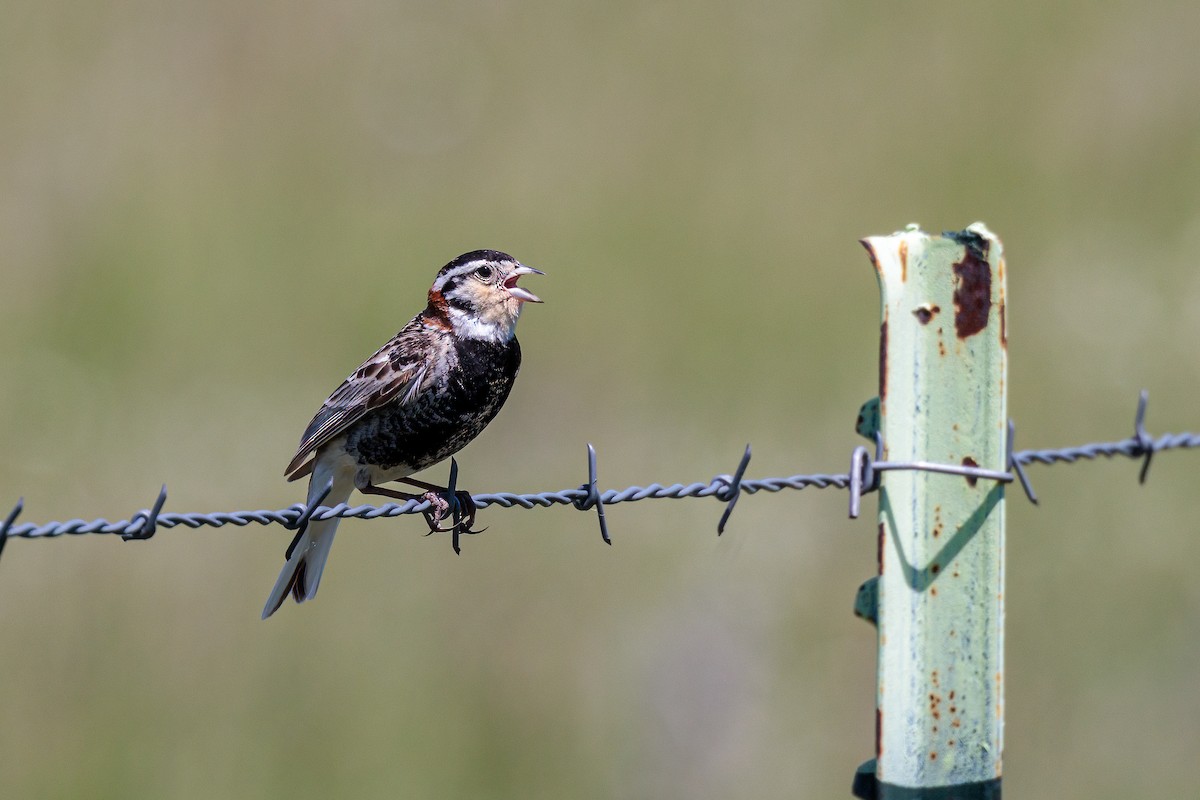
<box><xmin>262</xmin><ymin>250</ymin><xmax>543</xmax><ymax>619</ymax></box>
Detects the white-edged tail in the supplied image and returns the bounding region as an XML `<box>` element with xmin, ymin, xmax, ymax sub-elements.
<box><xmin>262</xmin><ymin>463</ymin><xmax>353</xmax><ymax>619</ymax></box>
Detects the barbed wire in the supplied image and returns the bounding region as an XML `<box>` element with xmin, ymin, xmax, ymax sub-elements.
<box><xmin>0</xmin><ymin>391</ymin><xmax>1196</xmax><ymax>557</ymax></box>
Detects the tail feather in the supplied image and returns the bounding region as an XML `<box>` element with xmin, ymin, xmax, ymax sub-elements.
<box><xmin>291</xmin><ymin>558</ymin><xmax>309</xmax><ymax>603</ymax></box>
<box><xmin>262</xmin><ymin>469</ymin><xmax>353</xmax><ymax>620</ymax></box>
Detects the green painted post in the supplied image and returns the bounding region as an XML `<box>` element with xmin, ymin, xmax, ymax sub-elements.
<box><xmin>853</xmin><ymin>224</ymin><xmax>1006</xmax><ymax>799</ymax></box>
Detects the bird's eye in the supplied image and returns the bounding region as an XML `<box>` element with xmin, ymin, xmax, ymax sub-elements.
<box><xmin>475</xmin><ymin>265</ymin><xmax>493</xmax><ymax>280</ymax></box>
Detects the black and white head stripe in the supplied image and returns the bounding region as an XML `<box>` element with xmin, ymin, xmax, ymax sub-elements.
<box><xmin>438</xmin><ymin>250</ymin><xmax>517</xmax><ymax>275</ymax></box>
<box><xmin>434</xmin><ymin>250</ymin><xmax>518</xmax><ymax>296</ymax></box>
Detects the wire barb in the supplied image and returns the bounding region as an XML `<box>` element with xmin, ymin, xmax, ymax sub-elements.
<box><xmin>573</xmin><ymin>444</ymin><xmax>610</xmax><ymax>544</ymax></box>
<box><xmin>289</xmin><ymin>478</ymin><xmax>334</xmax><ymax>533</ymax></box>
<box><xmin>716</xmin><ymin>444</ymin><xmax>752</xmax><ymax>535</ymax></box>
<box><xmin>1007</xmin><ymin>420</ymin><xmax>1039</xmax><ymax>505</ymax></box>
<box><xmin>122</xmin><ymin>485</ymin><xmax>168</xmax><ymax>541</ymax></box>
<box><xmin>284</xmin><ymin>478</ymin><xmax>336</xmax><ymax>560</ymax></box>
<box><xmin>447</xmin><ymin>458</ymin><xmax>464</xmax><ymax>555</ymax></box>
<box><xmin>0</xmin><ymin>498</ymin><xmax>23</xmax><ymax>563</ymax></box>
<box><xmin>1132</xmin><ymin>390</ymin><xmax>1154</xmax><ymax>485</ymax></box>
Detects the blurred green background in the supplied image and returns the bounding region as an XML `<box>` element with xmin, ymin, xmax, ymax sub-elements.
<box><xmin>2</xmin><ymin>1</ymin><xmax>1199</xmax><ymax>798</ymax></box>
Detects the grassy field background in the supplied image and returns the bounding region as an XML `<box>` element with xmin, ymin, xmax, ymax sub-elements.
<box><xmin>2</xmin><ymin>2</ymin><xmax>1199</xmax><ymax>798</ymax></box>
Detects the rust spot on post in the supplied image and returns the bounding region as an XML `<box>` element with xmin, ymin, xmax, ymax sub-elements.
<box><xmin>877</xmin><ymin>522</ymin><xmax>885</xmax><ymax>573</ymax></box>
<box><xmin>962</xmin><ymin>456</ymin><xmax>979</xmax><ymax>486</ymax></box>
<box><xmin>913</xmin><ymin>304</ymin><xmax>940</xmax><ymax>325</ymax></box>
<box><xmin>899</xmin><ymin>239</ymin><xmax>908</xmax><ymax>282</ymax></box>
<box><xmin>952</xmin><ymin>248</ymin><xmax>991</xmax><ymax>339</ymax></box>
<box><xmin>860</xmin><ymin>239</ymin><xmax>880</xmax><ymax>271</ymax></box>
<box><xmin>876</xmin><ymin>708</ymin><xmax>883</xmax><ymax>757</ymax></box>
<box><xmin>879</xmin><ymin>320</ymin><xmax>888</xmax><ymax>399</ymax></box>
<box><xmin>1000</xmin><ymin>301</ymin><xmax>1007</xmax><ymax>347</ymax></box>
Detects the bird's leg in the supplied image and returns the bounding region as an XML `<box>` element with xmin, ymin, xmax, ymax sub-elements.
<box><xmin>354</xmin><ymin>476</ymin><xmax>458</xmax><ymax>535</ymax></box>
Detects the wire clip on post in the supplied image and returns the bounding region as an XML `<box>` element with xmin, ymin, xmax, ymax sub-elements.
<box><xmin>847</xmin><ymin>445</ymin><xmax>874</xmax><ymax>520</ymax></box>
<box><xmin>849</xmin><ymin>430</ymin><xmax>1022</xmax><ymax>520</ymax></box>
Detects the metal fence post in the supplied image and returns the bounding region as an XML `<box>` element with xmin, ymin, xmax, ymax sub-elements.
<box><xmin>853</xmin><ymin>223</ymin><xmax>1006</xmax><ymax>799</ymax></box>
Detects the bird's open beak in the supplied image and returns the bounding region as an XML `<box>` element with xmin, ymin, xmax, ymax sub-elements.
<box><xmin>504</xmin><ymin>265</ymin><xmax>545</xmax><ymax>304</ymax></box>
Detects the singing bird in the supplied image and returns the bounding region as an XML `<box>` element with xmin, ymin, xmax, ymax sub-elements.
<box><xmin>262</xmin><ymin>250</ymin><xmax>543</xmax><ymax>619</ymax></box>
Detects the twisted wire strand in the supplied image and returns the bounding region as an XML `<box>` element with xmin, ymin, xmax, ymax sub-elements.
<box><xmin>2</xmin><ymin>472</ymin><xmax>855</xmax><ymax>540</ymax></box>
<box><xmin>1014</xmin><ymin>432</ymin><xmax>1200</xmax><ymax>467</ymax></box>
<box><xmin>3</xmin><ymin>427</ymin><xmax>1195</xmax><ymax>542</ymax></box>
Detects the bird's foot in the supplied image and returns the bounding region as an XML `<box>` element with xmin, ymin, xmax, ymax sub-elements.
<box><xmin>420</xmin><ymin>490</ymin><xmax>485</xmax><ymax>553</ymax></box>
<box><xmin>420</xmin><ymin>490</ymin><xmax>482</xmax><ymax>531</ymax></box>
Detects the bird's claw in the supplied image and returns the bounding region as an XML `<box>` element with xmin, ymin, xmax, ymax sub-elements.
<box><xmin>421</xmin><ymin>491</ymin><xmax>452</xmax><ymax>531</ymax></box>
<box><xmin>420</xmin><ymin>490</ymin><xmax>481</xmax><ymax>537</ymax></box>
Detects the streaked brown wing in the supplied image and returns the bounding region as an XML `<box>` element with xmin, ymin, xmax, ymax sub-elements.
<box><xmin>284</xmin><ymin>329</ymin><xmax>433</xmax><ymax>478</ymax></box>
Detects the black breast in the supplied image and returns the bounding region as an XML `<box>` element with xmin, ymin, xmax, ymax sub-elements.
<box><xmin>346</xmin><ymin>337</ymin><xmax>522</xmax><ymax>473</ymax></box>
